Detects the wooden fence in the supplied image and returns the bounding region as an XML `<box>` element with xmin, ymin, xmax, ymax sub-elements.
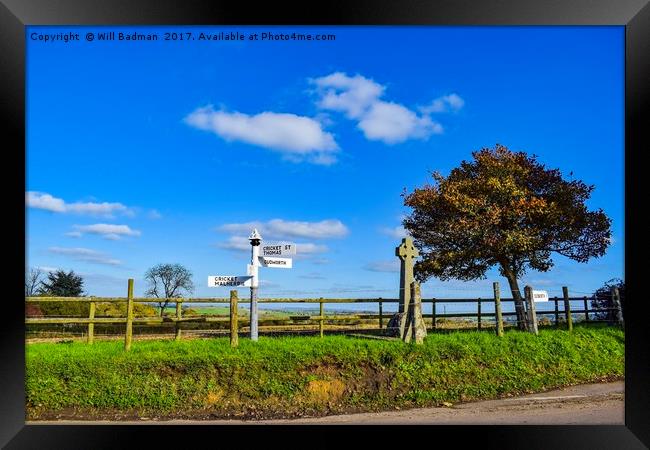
<box><xmin>25</xmin><ymin>279</ymin><xmax>621</xmax><ymax>350</ymax></box>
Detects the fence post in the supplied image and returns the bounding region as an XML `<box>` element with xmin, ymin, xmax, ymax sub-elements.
<box><xmin>583</xmin><ymin>296</ymin><xmax>590</xmax><ymax>323</ymax></box>
<box><xmin>477</xmin><ymin>298</ymin><xmax>482</xmax><ymax>331</ymax></box>
<box><xmin>431</xmin><ymin>299</ymin><xmax>436</xmax><ymax>330</ymax></box>
<box><xmin>124</xmin><ymin>279</ymin><xmax>134</xmax><ymax>351</ymax></box>
<box><xmin>378</xmin><ymin>298</ymin><xmax>383</xmax><ymax>329</ymax></box>
<box><xmin>87</xmin><ymin>299</ymin><xmax>96</xmax><ymax>344</ymax></box>
<box><xmin>493</xmin><ymin>282</ymin><xmax>504</xmax><ymax>337</ymax></box>
<box><xmin>175</xmin><ymin>299</ymin><xmax>182</xmax><ymax>341</ymax></box>
<box><xmin>611</xmin><ymin>287</ymin><xmax>624</xmax><ymax>328</ymax></box>
<box><xmin>553</xmin><ymin>297</ymin><xmax>559</xmax><ymax>327</ymax></box>
<box><xmin>524</xmin><ymin>286</ymin><xmax>538</xmax><ymax>335</ymax></box>
<box><xmin>562</xmin><ymin>286</ymin><xmax>573</xmax><ymax>332</ymax></box>
<box><xmin>319</xmin><ymin>298</ymin><xmax>324</xmax><ymax>338</ymax></box>
<box><xmin>230</xmin><ymin>290</ymin><xmax>238</xmax><ymax>348</ymax></box>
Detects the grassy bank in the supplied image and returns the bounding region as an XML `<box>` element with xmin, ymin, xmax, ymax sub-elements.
<box><xmin>26</xmin><ymin>324</ymin><xmax>624</xmax><ymax>420</ymax></box>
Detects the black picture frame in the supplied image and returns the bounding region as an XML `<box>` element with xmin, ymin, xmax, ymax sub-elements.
<box><xmin>2</xmin><ymin>0</ymin><xmax>648</xmax><ymax>447</ymax></box>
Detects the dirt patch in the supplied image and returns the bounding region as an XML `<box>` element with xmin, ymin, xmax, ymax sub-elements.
<box><xmin>346</xmin><ymin>364</ymin><xmax>394</xmax><ymax>396</ymax></box>
<box><xmin>306</xmin><ymin>379</ymin><xmax>346</xmax><ymax>403</ymax></box>
<box><xmin>298</xmin><ymin>360</ymin><xmax>396</xmax><ymax>401</ymax></box>
<box><xmin>205</xmin><ymin>388</ymin><xmax>225</xmax><ymax>406</ymax></box>
<box><xmin>299</xmin><ymin>361</ymin><xmax>345</xmax><ymax>378</ymax></box>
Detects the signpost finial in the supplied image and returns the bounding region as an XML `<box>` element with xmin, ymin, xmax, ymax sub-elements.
<box><xmin>249</xmin><ymin>228</ymin><xmax>262</xmax><ymax>242</ymax></box>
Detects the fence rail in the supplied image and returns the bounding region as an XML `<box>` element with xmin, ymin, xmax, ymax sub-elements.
<box><xmin>25</xmin><ymin>281</ymin><xmax>623</xmax><ymax>350</ymax></box>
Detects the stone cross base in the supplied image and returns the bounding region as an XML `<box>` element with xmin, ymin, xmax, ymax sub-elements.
<box><xmin>398</xmin><ymin>281</ymin><xmax>427</xmax><ymax>344</ymax></box>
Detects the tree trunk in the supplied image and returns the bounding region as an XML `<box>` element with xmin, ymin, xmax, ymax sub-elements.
<box><xmin>501</xmin><ymin>265</ymin><xmax>527</xmax><ymax>330</ymax></box>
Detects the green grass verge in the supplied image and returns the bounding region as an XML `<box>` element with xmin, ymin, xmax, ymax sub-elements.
<box><xmin>26</xmin><ymin>323</ymin><xmax>624</xmax><ymax>420</ymax></box>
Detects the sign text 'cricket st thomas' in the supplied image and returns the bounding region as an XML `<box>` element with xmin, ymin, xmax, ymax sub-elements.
<box><xmin>261</xmin><ymin>243</ymin><xmax>296</xmax><ymax>257</ymax></box>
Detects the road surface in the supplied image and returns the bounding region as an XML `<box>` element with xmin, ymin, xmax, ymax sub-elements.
<box><xmin>30</xmin><ymin>381</ymin><xmax>624</xmax><ymax>425</ymax></box>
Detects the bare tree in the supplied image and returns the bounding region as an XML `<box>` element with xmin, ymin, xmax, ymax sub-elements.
<box><xmin>25</xmin><ymin>267</ymin><xmax>45</xmax><ymax>297</ymax></box>
<box><xmin>144</xmin><ymin>263</ymin><xmax>195</xmax><ymax>316</ymax></box>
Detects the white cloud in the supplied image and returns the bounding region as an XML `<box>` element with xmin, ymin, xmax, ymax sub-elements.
<box><xmin>184</xmin><ymin>106</ymin><xmax>339</xmax><ymax>165</ymax></box>
<box><xmin>299</xmin><ymin>272</ymin><xmax>326</xmax><ymax>280</ymax></box>
<box><xmin>295</xmin><ymin>243</ymin><xmax>328</xmax><ymax>254</ymax></box>
<box><xmin>66</xmin><ymin>202</ymin><xmax>133</xmax><ymax>217</ymax></box>
<box><xmin>48</xmin><ymin>247</ymin><xmax>123</xmax><ymax>266</ymax></box>
<box><xmin>267</xmin><ymin>219</ymin><xmax>348</xmax><ymax>239</ymax></box>
<box><xmin>217</xmin><ymin>236</ymin><xmax>328</xmax><ymax>256</ymax></box>
<box><xmin>312</xmin><ymin>72</ymin><xmax>446</xmax><ymax>144</ymax></box>
<box><xmin>26</xmin><ymin>192</ymin><xmax>133</xmax><ymax>217</ymax></box>
<box><xmin>420</xmin><ymin>93</ymin><xmax>465</xmax><ymax>114</ymax></box>
<box><xmin>258</xmin><ymin>279</ymin><xmax>281</xmax><ymax>288</ymax></box>
<box><xmin>312</xmin><ymin>72</ymin><xmax>385</xmax><ymax>119</ymax></box>
<box><xmin>148</xmin><ymin>209</ymin><xmax>162</xmax><ymax>219</ymax></box>
<box><xmin>380</xmin><ymin>226</ymin><xmax>409</xmax><ymax>240</ymax></box>
<box><xmin>218</xmin><ymin>221</ymin><xmax>265</xmax><ymax>236</ymax></box>
<box><xmin>217</xmin><ymin>236</ymin><xmax>251</xmax><ymax>252</ymax></box>
<box><xmin>72</xmin><ymin>224</ymin><xmax>141</xmax><ymax>240</ymax></box>
<box><xmin>217</xmin><ymin>219</ymin><xmax>348</xmax><ymax>240</ymax></box>
<box><xmin>216</xmin><ymin>218</ymin><xmax>344</xmax><ymax>261</ymax></box>
<box><xmin>26</xmin><ymin>192</ymin><xmax>66</xmax><ymax>212</ymax></box>
<box><xmin>358</xmin><ymin>101</ymin><xmax>442</xmax><ymax>144</ymax></box>
<box><xmin>65</xmin><ymin>231</ymin><xmax>83</xmax><ymax>238</ymax></box>
<box><xmin>363</xmin><ymin>260</ymin><xmax>400</xmax><ymax>273</ymax></box>
<box><xmin>310</xmin><ymin>258</ymin><xmax>330</xmax><ymax>265</ymax></box>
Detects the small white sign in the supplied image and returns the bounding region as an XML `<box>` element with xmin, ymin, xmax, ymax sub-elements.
<box><xmin>208</xmin><ymin>275</ymin><xmax>252</xmax><ymax>287</ymax></box>
<box><xmin>258</xmin><ymin>256</ymin><xmax>293</xmax><ymax>268</ymax></box>
<box><xmin>532</xmin><ymin>290</ymin><xmax>549</xmax><ymax>302</ymax></box>
<box><xmin>261</xmin><ymin>243</ymin><xmax>296</xmax><ymax>257</ymax></box>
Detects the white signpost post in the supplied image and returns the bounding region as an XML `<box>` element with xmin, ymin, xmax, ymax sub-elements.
<box><xmin>208</xmin><ymin>229</ymin><xmax>295</xmax><ymax>342</ymax></box>
<box><xmin>249</xmin><ymin>229</ymin><xmax>262</xmax><ymax>341</ymax></box>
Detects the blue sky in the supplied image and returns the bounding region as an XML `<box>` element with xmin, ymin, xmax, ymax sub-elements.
<box><xmin>26</xmin><ymin>26</ymin><xmax>624</xmax><ymax>306</ymax></box>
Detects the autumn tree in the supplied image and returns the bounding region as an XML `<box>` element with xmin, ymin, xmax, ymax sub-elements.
<box><xmin>144</xmin><ymin>263</ymin><xmax>195</xmax><ymax>316</ymax></box>
<box><xmin>402</xmin><ymin>144</ymin><xmax>611</xmax><ymax>330</ymax></box>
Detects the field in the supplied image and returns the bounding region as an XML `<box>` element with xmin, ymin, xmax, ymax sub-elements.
<box><xmin>185</xmin><ymin>306</ymin><xmax>293</xmax><ymax>319</ymax></box>
<box><xmin>26</xmin><ymin>323</ymin><xmax>624</xmax><ymax>421</ymax></box>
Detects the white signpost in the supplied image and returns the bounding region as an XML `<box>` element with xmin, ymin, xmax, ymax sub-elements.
<box><xmin>207</xmin><ymin>275</ymin><xmax>252</xmax><ymax>287</ymax></box>
<box><xmin>532</xmin><ymin>290</ymin><xmax>549</xmax><ymax>302</ymax></box>
<box><xmin>261</xmin><ymin>243</ymin><xmax>296</xmax><ymax>257</ymax></box>
<box><xmin>258</xmin><ymin>256</ymin><xmax>293</xmax><ymax>268</ymax></box>
<box><xmin>208</xmin><ymin>230</ymin><xmax>296</xmax><ymax>343</ymax></box>
<box><xmin>249</xmin><ymin>229</ymin><xmax>262</xmax><ymax>341</ymax></box>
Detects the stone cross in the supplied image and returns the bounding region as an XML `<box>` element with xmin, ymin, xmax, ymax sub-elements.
<box><xmin>395</xmin><ymin>237</ymin><xmax>426</xmax><ymax>343</ymax></box>
<box><xmin>396</xmin><ymin>237</ymin><xmax>419</xmax><ymax>315</ymax></box>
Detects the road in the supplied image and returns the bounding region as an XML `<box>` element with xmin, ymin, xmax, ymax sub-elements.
<box><xmin>31</xmin><ymin>381</ymin><xmax>624</xmax><ymax>425</ymax></box>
